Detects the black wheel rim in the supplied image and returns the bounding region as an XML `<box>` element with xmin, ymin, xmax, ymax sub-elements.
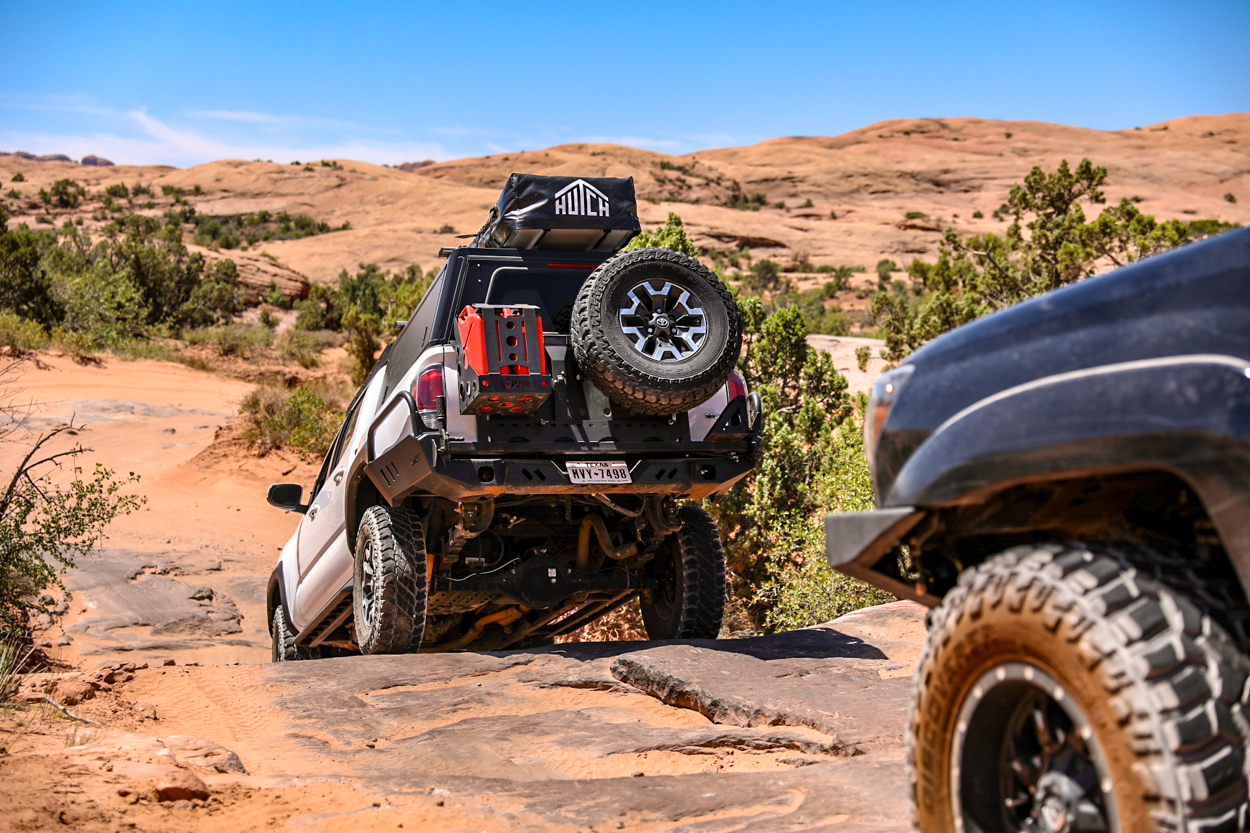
<box><xmin>952</xmin><ymin>661</ymin><xmax>1117</xmax><ymax>833</ymax></box>
<box><xmin>618</xmin><ymin>279</ymin><xmax>707</xmax><ymax>362</ymax></box>
<box><xmin>360</xmin><ymin>536</ymin><xmax>378</xmax><ymax>630</ymax></box>
<box><xmin>644</xmin><ymin>537</ymin><xmax>682</xmax><ymax>625</ymax></box>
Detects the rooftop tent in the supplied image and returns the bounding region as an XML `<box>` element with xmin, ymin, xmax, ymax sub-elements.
<box><xmin>471</xmin><ymin>174</ymin><xmax>640</xmax><ymax>252</ymax></box>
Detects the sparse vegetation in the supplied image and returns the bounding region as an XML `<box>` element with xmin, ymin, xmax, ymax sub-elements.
<box><xmin>240</xmin><ymin>383</ymin><xmax>344</xmax><ymax>457</ymax></box>
<box><xmin>855</xmin><ymin>345</ymin><xmax>872</xmax><ymax>372</ymax></box>
<box><xmin>294</xmin><ymin>263</ymin><xmax>432</xmax><ymax>382</ymax></box>
<box><xmin>1228</xmin><ymin>193</ymin><xmax>1238</xmax><ymax>204</ymax></box>
<box><xmin>872</xmin><ymin>159</ymin><xmax>1239</xmax><ymax>361</ymax></box>
<box><xmin>10</xmin><ymin>174</ymin><xmax>24</xmax><ymax>183</ymax></box>
<box><xmin>875</xmin><ymin>258</ymin><xmax>898</xmax><ymax>290</ymax></box>
<box><xmin>624</xmin><ymin>212</ymin><xmax>700</xmax><ymax>258</ymax></box>
<box><xmin>40</xmin><ymin>180</ymin><xmax>85</xmax><ymax>210</ymax></box>
<box><xmin>972</xmin><ymin>210</ymin><xmax>984</xmax><ymax>218</ymax></box>
<box><xmin>437</xmin><ymin>223</ymin><xmax>456</xmax><ymax>234</ymax></box>
<box><xmin>178</xmin><ymin>209</ymin><xmax>347</xmax><ymax>249</ymax></box>
<box><xmin>904</xmin><ymin>211</ymin><xmax>928</xmax><ymax>220</ymax></box>
<box><xmin>729</xmin><ymin>193</ymin><xmax>767</xmax><ymax>211</ymax></box>
<box><xmin>0</xmin><ymin>208</ymin><xmax>244</xmax><ymax>355</ymax></box>
<box><xmin>183</xmin><ymin>323</ymin><xmax>273</xmax><ymax>359</ymax></box>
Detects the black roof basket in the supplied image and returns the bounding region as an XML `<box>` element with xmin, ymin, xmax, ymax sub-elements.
<box><xmin>470</xmin><ymin>174</ymin><xmax>640</xmax><ymax>253</ymax></box>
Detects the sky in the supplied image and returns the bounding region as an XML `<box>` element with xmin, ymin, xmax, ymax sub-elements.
<box><xmin>2</xmin><ymin>0</ymin><xmax>1247</xmax><ymax>168</ymax></box>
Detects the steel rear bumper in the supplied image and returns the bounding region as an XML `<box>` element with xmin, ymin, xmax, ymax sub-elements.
<box><xmin>364</xmin><ymin>392</ymin><xmax>760</xmax><ymax>504</ymax></box>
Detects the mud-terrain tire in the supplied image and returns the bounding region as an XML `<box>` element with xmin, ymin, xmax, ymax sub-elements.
<box><xmin>571</xmin><ymin>247</ymin><xmax>741</xmax><ymax>416</ymax></box>
<box><xmin>911</xmin><ymin>542</ymin><xmax>1250</xmax><ymax>832</ymax></box>
<box><xmin>271</xmin><ymin>605</ymin><xmax>318</xmax><ymax>662</ymax></box>
<box><xmin>353</xmin><ymin>505</ymin><xmax>428</xmax><ymax>655</ymax></box>
<box><xmin>640</xmin><ymin>505</ymin><xmax>726</xmax><ymax>639</ymax></box>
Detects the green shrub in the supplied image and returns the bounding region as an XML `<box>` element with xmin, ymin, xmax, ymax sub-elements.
<box><xmin>277</xmin><ymin>330</ymin><xmax>321</xmax><ymax>368</ymax></box>
<box><xmin>0</xmin><ymin>312</ymin><xmax>48</xmax><ymax>353</ymax></box>
<box><xmin>262</xmin><ymin>282</ymin><xmax>289</xmax><ymax>308</ymax></box>
<box><xmin>240</xmin><ymin>385</ymin><xmax>339</xmax><ymax>456</ymax></box>
<box><xmin>184</xmin><ymin>323</ymin><xmax>272</xmax><ymax>358</ymax></box>
<box><xmin>46</xmin><ymin>179</ymin><xmax>85</xmax><ymax>209</ymax></box>
<box><xmin>729</xmin><ymin>194</ymin><xmax>766</xmax><ymax>211</ymax></box>
<box><xmin>5</xmin><ymin>190</ymin><xmax>20</xmax><ymax>199</ymax></box>
<box><xmin>801</xmin><ymin>198</ymin><xmax>814</xmax><ymax>208</ymax></box>
<box><xmin>972</xmin><ymin>210</ymin><xmax>984</xmax><ymax>218</ymax></box>
<box><xmin>1227</xmin><ymin>193</ymin><xmax>1238</xmax><ymax>204</ymax></box>
<box><xmin>105</xmin><ymin>183</ymin><xmax>129</xmax><ymax>200</ymax></box>
<box><xmin>904</xmin><ymin>211</ymin><xmax>928</xmax><ymax>220</ymax></box>
<box><xmin>9</xmin><ymin>174</ymin><xmax>23</xmax><ymax>183</ymax></box>
<box><xmin>437</xmin><ymin>223</ymin><xmax>456</xmax><ymax>234</ymax></box>
<box><xmin>624</xmin><ymin>212</ymin><xmax>700</xmax><ymax>258</ymax></box>
<box><xmin>855</xmin><ymin>345</ymin><xmax>871</xmax><ymax>372</ymax></box>
<box><xmin>874</xmin><ymin>159</ymin><xmax>1240</xmax><ymax>362</ymax></box>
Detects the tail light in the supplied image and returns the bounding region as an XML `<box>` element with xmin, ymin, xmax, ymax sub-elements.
<box><xmin>726</xmin><ymin>369</ymin><xmax>747</xmax><ymax>402</ymax></box>
<box><xmin>413</xmin><ymin>365</ymin><xmax>444</xmax><ymax>430</ymax></box>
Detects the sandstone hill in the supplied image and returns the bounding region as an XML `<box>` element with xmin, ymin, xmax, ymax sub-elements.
<box><xmin>2</xmin><ymin>114</ymin><xmax>1246</xmax><ymax>298</ymax></box>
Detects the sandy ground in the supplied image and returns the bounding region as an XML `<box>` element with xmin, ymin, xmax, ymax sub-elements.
<box><xmin>1</xmin><ymin>355</ymin><xmax>317</xmax><ymax>668</ymax></box>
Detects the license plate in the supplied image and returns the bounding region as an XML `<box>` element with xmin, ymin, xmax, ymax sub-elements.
<box><xmin>566</xmin><ymin>461</ymin><xmax>632</xmax><ymax>484</ymax></box>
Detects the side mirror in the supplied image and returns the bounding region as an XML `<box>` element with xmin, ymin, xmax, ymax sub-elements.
<box><xmin>267</xmin><ymin>483</ymin><xmax>307</xmax><ymax>513</ymax></box>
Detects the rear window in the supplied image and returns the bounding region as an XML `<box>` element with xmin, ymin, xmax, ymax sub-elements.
<box><xmin>458</xmin><ymin>262</ymin><xmax>598</xmax><ymax>330</ymax></box>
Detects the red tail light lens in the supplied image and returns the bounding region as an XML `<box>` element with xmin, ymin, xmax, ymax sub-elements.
<box><xmin>726</xmin><ymin>369</ymin><xmax>747</xmax><ymax>401</ymax></box>
<box><xmin>414</xmin><ymin>365</ymin><xmax>444</xmax><ymax>429</ymax></box>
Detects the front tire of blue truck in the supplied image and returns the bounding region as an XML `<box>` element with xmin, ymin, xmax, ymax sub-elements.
<box><xmin>639</xmin><ymin>505</ymin><xmax>726</xmax><ymax>640</ymax></box>
<box><xmin>353</xmin><ymin>505</ymin><xmax>429</xmax><ymax>655</ymax></box>
<box><xmin>910</xmin><ymin>542</ymin><xmax>1250</xmax><ymax>833</ymax></box>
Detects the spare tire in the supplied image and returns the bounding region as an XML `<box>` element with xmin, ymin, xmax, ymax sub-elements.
<box><xmin>571</xmin><ymin>247</ymin><xmax>741</xmax><ymax>416</ymax></box>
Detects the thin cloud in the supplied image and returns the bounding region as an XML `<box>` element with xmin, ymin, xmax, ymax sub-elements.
<box><xmin>186</xmin><ymin>109</ymin><xmax>365</xmax><ymax>131</ymax></box>
<box><xmin>1</xmin><ymin>110</ymin><xmax>450</xmax><ymax>168</ymax></box>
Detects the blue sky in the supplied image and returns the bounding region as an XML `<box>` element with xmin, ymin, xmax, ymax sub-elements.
<box><xmin>2</xmin><ymin>0</ymin><xmax>1247</xmax><ymax>167</ymax></box>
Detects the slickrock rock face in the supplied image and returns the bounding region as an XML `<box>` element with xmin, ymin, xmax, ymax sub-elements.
<box><xmin>0</xmin><ymin>602</ymin><xmax>926</xmax><ymax>831</ymax></box>
<box><xmin>81</xmin><ymin>155</ymin><xmax>115</xmax><ymax>166</ymax></box>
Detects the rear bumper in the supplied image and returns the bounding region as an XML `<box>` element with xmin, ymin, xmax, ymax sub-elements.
<box><xmin>367</xmin><ymin>429</ymin><xmax>760</xmax><ymax>504</ymax></box>
<box><xmin>824</xmin><ymin>507</ymin><xmax>936</xmax><ymax>606</ymax></box>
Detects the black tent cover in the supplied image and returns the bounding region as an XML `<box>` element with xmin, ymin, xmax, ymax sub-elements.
<box><xmin>471</xmin><ymin>173</ymin><xmax>640</xmax><ymax>252</ymax></box>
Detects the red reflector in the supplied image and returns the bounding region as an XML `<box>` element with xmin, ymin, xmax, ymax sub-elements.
<box><xmin>726</xmin><ymin>369</ymin><xmax>747</xmax><ymax>401</ymax></box>
<box><xmin>414</xmin><ymin>365</ymin><xmax>445</xmax><ymax>411</ymax></box>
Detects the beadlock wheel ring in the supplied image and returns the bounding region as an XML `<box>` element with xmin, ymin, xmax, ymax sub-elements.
<box><xmin>951</xmin><ymin>661</ymin><xmax>1118</xmax><ymax>833</ymax></box>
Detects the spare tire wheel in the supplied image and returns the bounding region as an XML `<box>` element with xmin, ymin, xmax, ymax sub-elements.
<box><xmin>571</xmin><ymin>247</ymin><xmax>742</xmax><ymax>416</ymax></box>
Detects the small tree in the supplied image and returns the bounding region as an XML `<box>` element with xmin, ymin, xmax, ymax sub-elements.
<box><xmin>624</xmin><ymin>212</ymin><xmax>700</xmax><ymax>258</ymax></box>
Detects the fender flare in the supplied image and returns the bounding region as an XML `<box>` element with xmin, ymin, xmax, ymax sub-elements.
<box><xmin>887</xmin><ymin>355</ymin><xmax>1250</xmax><ymax>585</ymax></box>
